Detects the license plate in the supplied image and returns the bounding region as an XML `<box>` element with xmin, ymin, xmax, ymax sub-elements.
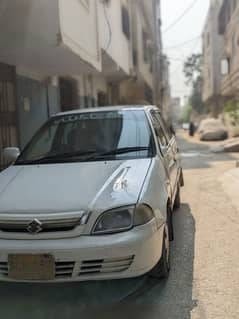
<box><xmin>8</xmin><ymin>254</ymin><xmax>55</xmax><ymax>281</ymax></box>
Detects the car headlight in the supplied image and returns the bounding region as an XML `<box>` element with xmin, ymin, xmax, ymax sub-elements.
<box><xmin>133</xmin><ymin>204</ymin><xmax>155</xmax><ymax>226</ymax></box>
<box><xmin>92</xmin><ymin>205</ymin><xmax>155</xmax><ymax>235</ymax></box>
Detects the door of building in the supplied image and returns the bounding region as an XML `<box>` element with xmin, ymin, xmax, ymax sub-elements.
<box><xmin>0</xmin><ymin>63</ymin><xmax>18</xmax><ymax>171</ymax></box>
<box><xmin>59</xmin><ymin>78</ymin><xmax>78</xmax><ymax>112</ymax></box>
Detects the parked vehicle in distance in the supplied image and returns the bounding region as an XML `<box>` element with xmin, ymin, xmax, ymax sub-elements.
<box><xmin>182</xmin><ymin>123</ymin><xmax>190</xmax><ymax>131</ymax></box>
<box><xmin>0</xmin><ymin>106</ymin><xmax>184</xmax><ymax>282</ymax></box>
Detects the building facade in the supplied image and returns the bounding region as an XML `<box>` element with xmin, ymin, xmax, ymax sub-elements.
<box><xmin>161</xmin><ymin>55</ymin><xmax>172</xmax><ymax>124</ymax></box>
<box><xmin>202</xmin><ymin>0</ymin><xmax>224</xmax><ymax>117</ymax></box>
<box><xmin>0</xmin><ymin>0</ymin><xmax>163</xmax><ymax>170</ymax></box>
<box><xmin>171</xmin><ymin>97</ymin><xmax>181</xmax><ymax>124</ymax></box>
<box><xmin>218</xmin><ymin>0</ymin><xmax>239</xmax><ymax>98</ymax></box>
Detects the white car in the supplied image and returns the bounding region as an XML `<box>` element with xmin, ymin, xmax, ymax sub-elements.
<box><xmin>0</xmin><ymin>106</ymin><xmax>183</xmax><ymax>282</ymax></box>
<box><xmin>182</xmin><ymin>123</ymin><xmax>190</xmax><ymax>131</ymax></box>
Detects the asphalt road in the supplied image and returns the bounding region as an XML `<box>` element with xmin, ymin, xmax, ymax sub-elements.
<box><xmin>1</xmin><ymin>132</ymin><xmax>239</xmax><ymax>319</ymax></box>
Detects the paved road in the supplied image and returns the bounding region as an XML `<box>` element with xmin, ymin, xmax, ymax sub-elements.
<box><xmin>1</xmin><ymin>132</ymin><xmax>239</xmax><ymax>318</ymax></box>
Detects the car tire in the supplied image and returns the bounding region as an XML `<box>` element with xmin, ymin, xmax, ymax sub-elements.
<box><xmin>167</xmin><ymin>205</ymin><xmax>174</xmax><ymax>241</ymax></box>
<box><xmin>149</xmin><ymin>228</ymin><xmax>170</xmax><ymax>279</ymax></box>
<box><xmin>174</xmin><ymin>186</ymin><xmax>181</xmax><ymax>210</ymax></box>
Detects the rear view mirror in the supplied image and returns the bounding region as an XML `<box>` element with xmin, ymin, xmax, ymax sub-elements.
<box><xmin>3</xmin><ymin>147</ymin><xmax>20</xmax><ymax>164</ymax></box>
<box><xmin>221</xmin><ymin>58</ymin><xmax>229</xmax><ymax>76</ymax></box>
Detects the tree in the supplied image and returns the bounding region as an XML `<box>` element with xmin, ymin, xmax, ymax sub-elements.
<box><xmin>183</xmin><ymin>53</ymin><xmax>202</xmax><ymax>86</ymax></box>
<box><xmin>225</xmin><ymin>100</ymin><xmax>239</xmax><ymax>126</ymax></box>
<box><xmin>183</xmin><ymin>54</ymin><xmax>205</xmax><ymax>114</ymax></box>
<box><xmin>189</xmin><ymin>76</ymin><xmax>205</xmax><ymax>114</ymax></box>
<box><xmin>180</xmin><ymin>103</ymin><xmax>192</xmax><ymax>123</ymax></box>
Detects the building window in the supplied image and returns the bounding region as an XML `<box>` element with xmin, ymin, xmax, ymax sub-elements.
<box><xmin>97</xmin><ymin>91</ymin><xmax>108</xmax><ymax>107</ymax></box>
<box><xmin>143</xmin><ymin>31</ymin><xmax>149</xmax><ymax>63</ymax></box>
<box><xmin>121</xmin><ymin>6</ymin><xmax>130</xmax><ymax>39</ymax></box>
<box><xmin>59</xmin><ymin>78</ymin><xmax>79</xmax><ymax>112</ymax></box>
<box><xmin>150</xmin><ymin>55</ymin><xmax>153</xmax><ymax>73</ymax></box>
<box><xmin>133</xmin><ymin>49</ymin><xmax>138</xmax><ymax>66</ymax></box>
<box><xmin>144</xmin><ymin>84</ymin><xmax>153</xmax><ymax>104</ymax></box>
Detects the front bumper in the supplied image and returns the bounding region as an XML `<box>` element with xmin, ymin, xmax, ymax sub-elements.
<box><xmin>0</xmin><ymin>220</ymin><xmax>165</xmax><ymax>282</ymax></box>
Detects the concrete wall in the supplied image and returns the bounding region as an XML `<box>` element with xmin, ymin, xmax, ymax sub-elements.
<box><xmin>220</xmin><ymin>2</ymin><xmax>239</xmax><ymax>96</ymax></box>
<box><xmin>133</xmin><ymin>1</ymin><xmax>154</xmax><ymax>89</ymax></box>
<box><xmin>59</xmin><ymin>0</ymin><xmax>101</xmax><ymax>71</ymax></box>
<box><xmin>72</xmin><ymin>74</ymin><xmax>108</xmax><ymax>108</ymax></box>
<box><xmin>0</xmin><ymin>0</ymin><xmax>59</xmax><ymax>50</ymax></box>
<box><xmin>0</xmin><ymin>0</ymin><xmax>101</xmax><ymax>74</ymax></box>
<box><xmin>98</xmin><ymin>0</ymin><xmax>132</xmax><ymax>75</ymax></box>
<box><xmin>202</xmin><ymin>0</ymin><xmax>224</xmax><ymax>102</ymax></box>
<box><xmin>16</xmin><ymin>75</ymin><xmax>60</xmax><ymax>148</ymax></box>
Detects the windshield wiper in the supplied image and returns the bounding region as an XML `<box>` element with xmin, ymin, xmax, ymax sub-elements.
<box><xmin>16</xmin><ymin>147</ymin><xmax>151</xmax><ymax>165</ymax></box>
<box><xmin>85</xmin><ymin>146</ymin><xmax>151</xmax><ymax>161</ymax></box>
<box><xmin>16</xmin><ymin>150</ymin><xmax>97</xmax><ymax>165</ymax></box>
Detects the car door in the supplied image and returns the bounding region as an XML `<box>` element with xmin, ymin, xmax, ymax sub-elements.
<box><xmin>159</xmin><ymin>116</ymin><xmax>181</xmax><ymax>195</ymax></box>
<box><xmin>150</xmin><ymin>110</ymin><xmax>178</xmax><ymax>199</ymax></box>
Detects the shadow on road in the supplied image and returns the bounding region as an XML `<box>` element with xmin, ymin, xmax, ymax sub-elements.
<box><xmin>177</xmin><ymin>133</ymin><xmax>237</xmax><ymax>170</ymax></box>
<box><xmin>0</xmin><ymin>204</ymin><xmax>196</xmax><ymax>319</ymax></box>
<box><xmin>0</xmin><ymin>275</ymin><xmax>146</xmax><ymax>318</ymax></box>
<box><xmin>84</xmin><ymin>203</ymin><xmax>197</xmax><ymax>319</ymax></box>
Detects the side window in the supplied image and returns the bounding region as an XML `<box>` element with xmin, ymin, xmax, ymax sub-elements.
<box><xmin>160</xmin><ymin>116</ymin><xmax>174</xmax><ymax>141</ymax></box>
<box><xmin>150</xmin><ymin>112</ymin><xmax>169</xmax><ymax>149</ymax></box>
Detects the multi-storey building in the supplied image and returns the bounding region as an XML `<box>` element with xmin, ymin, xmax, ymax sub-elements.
<box><xmin>0</xmin><ymin>0</ymin><xmax>163</xmax><ymax>170</ymax></box>
<box><xmin>202</xmin><ymin>0</ymin><xmax>224</xmax><ymax>117</ymax></box>
<box><xmin>171</xmin><ymin>97</ymin><xmax>181</xmax><ymax>124</ymax></box>
<box><xmin>161</xmin><ymin>55</ymin><xmax>172</xmax><ymax>124</ymax></box>
<box><xmin>218</xmin><ymin>0</ymin><xmax>239</xmax><ymax>98</ymax></box>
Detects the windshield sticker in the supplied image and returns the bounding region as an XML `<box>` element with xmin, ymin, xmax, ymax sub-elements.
<box><xmin>54</xmin><ymin>112</ymin><xmax>123</xmax><ymax>124</ymax></box>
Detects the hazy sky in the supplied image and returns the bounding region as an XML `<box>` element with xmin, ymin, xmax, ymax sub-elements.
<box><xmin>161</xmin><ymin>0</ymin><xmax>210</xmax><ymax>104</ymax></box>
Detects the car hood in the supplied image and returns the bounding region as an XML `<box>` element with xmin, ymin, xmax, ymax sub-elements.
<box><xmin>0</xmin><ymin>159</ymin><xmax>152</xmax><ymax>214</ymax></box>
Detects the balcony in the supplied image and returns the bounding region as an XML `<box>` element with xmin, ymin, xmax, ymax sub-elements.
<box><xmin>98</xmin><ymin>0</ymin><xmax>132</xmax><ymax>80</ymax></box>
<box><xmin>221</xmin><ymin>66</ymin><xmax>239</xmax><ymax>97</ymax></box>
<box><xmin>0</xmin><ymin>0</ymin><xmax>101</xmax><ymax>75</ymax></box>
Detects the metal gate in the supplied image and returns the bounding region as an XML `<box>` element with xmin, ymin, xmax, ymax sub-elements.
<box><xmin>0</xmin><ymin>63</ymin><xmax>18</xmax><ymax>171</ymax></box>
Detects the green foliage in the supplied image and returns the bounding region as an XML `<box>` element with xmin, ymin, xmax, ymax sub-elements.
<box><xmin>180</xmin><ymin>104</ymin><xmax>192</xmax><ymax>123</ymax></box>
<box><xmin>225</xmin><ymin>100</ymin><xmax>239</xmax><ymax>126</ymax></box>
<box><xmin>183</xmin><ymin>53</ymin><xmax>206</xmax><ymax>114</ymax></box>
<box><xmin>189</xmin><ymin>76</ymin><xmax>205</xmax><ymax>114</ymax></box>
<box><xmin>183</xmin><ymin>54</ymin><xmax>203</xmax><ymax>86</ymax></box>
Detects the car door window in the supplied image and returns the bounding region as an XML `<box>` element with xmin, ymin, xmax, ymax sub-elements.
<box><xmin>150</xmin><ymin>112</ymin><xmax>169</xmax><ymax>151</ymax></box>
<box><xmin>160</xmin><ymin>116</ymin><xmax>174</xmax><ymax>141</ymax></box>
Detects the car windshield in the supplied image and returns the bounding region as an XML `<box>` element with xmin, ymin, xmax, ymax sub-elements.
<box><xmin>16</xmin><ymin>110</ymin><xmax>155</xmax><ymax>164</ymax></box>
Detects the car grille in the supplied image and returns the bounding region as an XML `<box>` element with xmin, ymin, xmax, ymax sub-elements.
<box><xmin>0</xmin><ymin>218</ymin><xmax>82</xmax><ymax>234</ymax></box>
<box><xmin>0</xmin><ymin>256</ymin><xmax>134</xmax><ymax>280</ymax></box>
<box><xmin>0</xmin><ymin>262</ymin><xmax>8</xmax><ymax>277</ymax></box>
<box><xmin>55</xmin><ymin>261</ymin><xmax>75</xmax><ymax>278</ymax></box>
<box><xmin>78</xmin><ymin>256</ymin><xmax>135</xmax><ymax>276</ymax></box>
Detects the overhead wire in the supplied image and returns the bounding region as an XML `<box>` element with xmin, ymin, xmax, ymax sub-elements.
<box><xmin>163</xmin><ymin>0</ymin><xmax>199</xmax><ymax>34</ymax></box>
<box><xmin>169</xmin><ymin>36</ymin><xmax>201</xmax><ymax>99</ymax></box>
<box><xmin>164</xmin><ymin>36</ymin><xmax>201</xmax><ymax>51</ymax></box>
<box><xmin>102</xmin><ymin>1</ymin><xmax>112</xmax><ymax>52</ymax></box>
<box><xmin>169</xmin><ymin>36</ymin><xmax>201</xmax><ymax>76</ymax></box>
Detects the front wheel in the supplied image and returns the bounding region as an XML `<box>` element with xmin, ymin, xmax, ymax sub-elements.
<box><xmin>174</xmin><ymin>185</ymin><xmax>181</xmax><ymax>210</ymax></box>
<box><xmin>149</xmin><ymin>228</ymin><xmax>170</xmax><ymax>279</ymax></box>
<box><xmin>167</xmin><ymin>205</ymin><xmax>174</xmax><ymax>241</ymax></box>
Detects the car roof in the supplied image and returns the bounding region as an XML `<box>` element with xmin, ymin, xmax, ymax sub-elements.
<box><xmin>54</xmin><ymin>105</ymin><xmax>159</xmax><ymax>117</ymax></box>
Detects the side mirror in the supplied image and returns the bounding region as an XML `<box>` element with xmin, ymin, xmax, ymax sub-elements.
<box><xmin>3</xmin><ymin>147</ymin><xmax>20</xmax><ymax>164</ymax></box>
<box><xmin>221</xmin><ymin>58</ymin><xmax>230</xmax><ymax>76</ymax></box>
